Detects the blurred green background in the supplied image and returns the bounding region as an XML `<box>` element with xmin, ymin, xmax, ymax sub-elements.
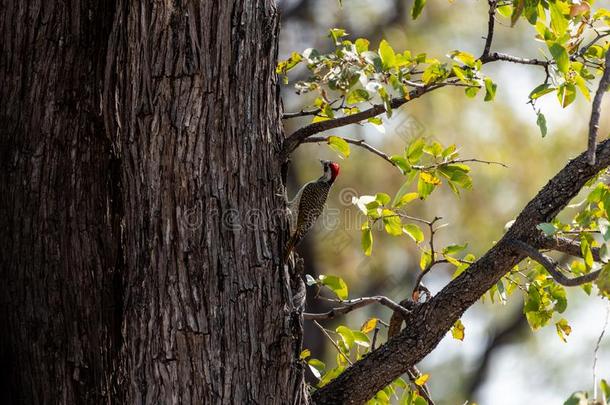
<box><xmin>278</xmin><ymin>0</ymin><xmax>610</xmax><ymax>403</ymax></box>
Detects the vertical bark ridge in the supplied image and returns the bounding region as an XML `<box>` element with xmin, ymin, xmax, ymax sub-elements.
<box><xmin>0</xmin><ymin>1</ymin><xmax>120</xmax><ymax>403</ymax></box>
<box><xmin>103</xmin><ymin>1</ymin><xmax>306</xmax><ymax>403</ymax></box>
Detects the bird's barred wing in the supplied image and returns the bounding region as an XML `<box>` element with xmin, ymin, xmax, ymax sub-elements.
<box><xmin>295</xmin><ymin>182</ymin><xmax>330</xmax><ymax>239</ymax></box>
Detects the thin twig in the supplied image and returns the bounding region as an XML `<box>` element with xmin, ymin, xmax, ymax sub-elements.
<box><xmin>282</xmin><ymin>108</ymin><xmax>324</xmax><ymax>119</ymax></box>
<box><xmin>509</xmin><ymin>239</ymin><xmax>601</xmax><ymax>286</ymax></box>
<box><xmin>304</xmin><ymin>296</ymin><xmax>412</xmax><ymax>320</ymax></box>
<box><xmin>302</xmin><ymin>136</ymin><xmax>507</xmax><ymax>169</ymax></box>
<box><xmin>313</xmin><ymin>320</ymin><xmax>354</xmax><ymax>365</ymax></box>
<box><xmin>407</xmin><ymin>367</ymin><xmax>436</xmax><ymax>405</ymax></box>
<box><xmin>575</xmin><ymin>31</ymin><xmax>610</xmax><ymax>61</ymax></box>
<box><xmin>371</xmin><ymin>326</ymin><xmax>380</xmax><ymax>351</ymax></box>
<box><xmin>587</xmin><ymin>50</ymin><xmax>610</xmax><ymax>165</ymax></box>
<box><xmin>593</xmin><ymin>301</ymin><xmax>610</xmax><ymax>402</ymax></box>
<box><xmin>412</xmin><ymin>217</ymin><xmax>444</xmax><ymax>298</ymax></box>
<box><xmin>302</xmin><ymin>136</ymin><xmax>394</xmax><ymax>165</ymax></box>
<box><xmin>282</xmin><ymin>99</ymin><xmax>344</xmax><ymax>119</ymax></box>
<box><xmin>413</xmin><ymin>158</ymin><xmax>508</xmax><ymax>170</ymax></box>
<box><xmin>481</xmin><ymin>52</ymin><xmax>550</xmax><ymax>66</ymax></box>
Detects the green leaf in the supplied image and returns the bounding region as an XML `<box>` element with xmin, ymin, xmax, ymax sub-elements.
<box><xmin>346</xmin><ymin>89</ymin><xmax>370</xmax><ymax>104</ymax></box>
<box><xmin>600</xmin><ymin>379</ymin><xmax>610</xmax><ymax>402</ymax></box>
<box><xmin>555</xmin><ymin>318</ymin><xmax>572</xmax><ymax>343</ymax></box>
<box><xmin>327</xmin><ymin>136</ymin><xmax>350</xmax><ymax>159</ymax></box>
<box><xmin>422</xmin><ymin>61</ymin><xmax>445</xmax><ymax>84</ymax></box>
<box><xmin>329</xmin><ymin>28</ymin><xmax>347</xmax><ymax>45</ymax></box>
<box><xmin>581</xmin><ymin>235</ymin><xmax>594</xmax><ymax>270</ymax></box>
<box><xmin>537</xmin><ymin>222</ymin><xmax>557</xmax><ymax>236</ymax></box>
<box><xmin>336</xmin><ymin>325</ymin><xmax>355</xmax><ymax>349</ymax></box>
<box><xmin>403</xmin><ymin>223</ymin><xmax>424</xmax><ymax>243</ymax></box>
<box><xmin>563</xmin><ymin>391</ymin><xmax>589</xmax><ymax>405</ymax></box>
<box><xmin>423</xmin><ymin>141</ymin><xmax>443</xmax><ymax>157</ymax></box>
<box><xmin>449</xmin><ymin>50</ymin><xmax>476</xmax><ymax>67</ymax></box>
<box><xmin>354</xmin><ymin>38</ymin><xmax>370</xmax><ymax>53</ymax></box>
<box><xmin>549</xmin><ymin>2</ymin><xmax>568</xmax><ymax>36</ymax></box>
<box><xmin>276</xmin><ymin>51</ymin><xmax>303</xmax><ymax>75</ymax></box>
<box><xmin>537</xmin><ymin>112</ymin><xmax>548</xmax><ymax>138</ymax></box>
<box><xmin>443</xmin><ymin>243</ymin><xmax>467</xmax><ymax>255</ymax></box>
<box><xmin>362</xmin><ymin>223</ymin><xmax>373</xmax><ymax>256</ymax></box>
<box><xmin>307</xmin><ymin>358</ymin><xmax>325</xmax><ymax>379</ymax></box>
<box><xmin>529</xmin><ymin>83</ymin><xmax>556</xmax><ymax>100</ymax></box>
<box><xmin>511</xmin><ymin>0</ymin><xmax>524</xmax><ymax>27</ymax></box>
<box><xmin>549</xmin><ymin>42</ymin><xmax>569</xmax><ymax>74</ymax></box>
<box><xmin>483</xmin><ymin>77</ymin><xmax>497</xmax><ymax>102</ymax></box>
<box><xmin>352</xmin><ymin>330</ymin><xmax>370</xmax><ymax>347</ymax></box>
<box><xmin>417</xmin><ymin>173</ymin><xmax>436</xmax><ymax>199</ymax></box>
<box><xmin>595</xmin><ymin>264</ymin><xmax>610</xmax><ymax>298</ymax></box>
<box><xmin>438</xmin><ymin>164</ymin><xmax>472</xmax><ymax>191</ymax></box>
<box><xmin>411</xmin><ymin>0</ymin><xmax>426</xmax><ymax>19</ymax></box>
<box><xmin>319</xmin><ymin>275</ymin><xmax>349</xmax><ymax>300</ymax></box>
<box><xmin>368</xmin><ymin>116</ymin><xmax>383</xmax><ymax>126</ymax></box>
<box><xmin>407</xmin><ymin>138</ymin><xmax>426</xmax><ymax>163</ymax></box>
<box><xmin>574</xmin><ymin>74</ymin><xmax>591</xmax><ymax>101</ymax></box>
<box><xmin>300</xmin><ymin>349</ymin><xmax>311</xmax><ymax>360</ymax></box>
<box><xmin>549</xmin><ymin>283</ymin><xmax>567</xmax><ymax>313</ymax></box>
<box><xmin>420</xmin><ymin>250</ymin><xmax>432</xmax><ymax>270</ymax></box>
<box><xmin>465</xmin><ymin>86</ymin><xmax>480</xmax><ymax>98</ymax></box>
<box><xmin>376</xmin><ymin>193</ymin><xmax>391</xmax><ymax>206</ymax></box>
<box><xmin>382</xmin><ymin>209</ymin><xmax>403</xmax><ymax>236</ymax></box>
<box><xmin>307</xmin><ymin>359</ymin><xmax>326</xmax><ymax>379</ymax></box>
<box><xmin>390</xmin><ymin>155</ymin><xmax>412</xmax><ymax>174</ymax></box>
<box><xmin>395</xmin><ymin>192</ymin><xmax>419</xmax><ymax>208</ymax></box>
<box><xmin>379</xmin><ymin>40</ymin><xmax>396</xmax><ymax>70</ymax></box>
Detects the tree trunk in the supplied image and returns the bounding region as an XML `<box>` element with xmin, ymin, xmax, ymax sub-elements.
<box><xmin>1</xmin><ymin>1</ymin><xmax>305</xmax><ymax>404</ymax></box>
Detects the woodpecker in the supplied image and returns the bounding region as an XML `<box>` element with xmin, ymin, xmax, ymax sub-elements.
<box><xmin>284</xmin><ymin>160</ymin><xmax>340</xmax><ymax>263</ymax></box>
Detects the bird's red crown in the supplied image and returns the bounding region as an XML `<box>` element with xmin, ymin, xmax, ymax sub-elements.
<box><xmin>329</xmin><ymin>162</ymin><xmax>340</xmax><ymax>181</ymax></box>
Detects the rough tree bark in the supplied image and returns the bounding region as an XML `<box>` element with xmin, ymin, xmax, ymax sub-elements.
<box><xmin>1</xmin><ymin>2</ymin><xmax>121</xmax><ymax>403</ymax></box>
<box><xmin>1</xmin><ymin>1</ymin><xmax>305</xmax><ymax>404</ymax></box>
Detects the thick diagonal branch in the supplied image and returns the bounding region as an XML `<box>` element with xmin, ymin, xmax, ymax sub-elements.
<box><xmin>508</xmin><ymin>239</ymin><xmax>601</xmax><ymax>286</ymax></box>
<box><xmin>311</xmin><ymin>138</ymin><xmax>610</xmax><ymax>405</ymax></box>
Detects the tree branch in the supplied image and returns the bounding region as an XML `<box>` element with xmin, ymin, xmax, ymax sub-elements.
<box><xmin>537</xmin><ymin>235</ymin><xmax>601</xmax><ymax>262</ymax></box>
<box><xmin>280</xmin><ymin>84</ymin><xmax>445</xmax><ymax>159</ymax></box>
<box><xmin>508</xmin><ymin>239</ymin><xmax>601</xmax><ymax>286</ymax></box>
<box><xmin>480</xmin><ymin>52</ymin><xmax>550</xmax><ymax>66</ymax></box>
<box><xmin>303</xmin><ymin>136</ymin><xmax>507</xmax><ymax>169</ymax></box>
<box><xmin>587</xmin><ymin>50</ymin><xmax>610</xmax><ymax>165</ymax></box>
<box><xmin>480</xmin><ymin>0</ymin><xmax>497</xmax><ymax>61</ymax></box>
<box><xmin>303</xmin><ymin>296</ymin><xmax>413</xmax><ymax>321</ymax></box>
<box><xmin>311</xmin><ymin>138</ymin><xmax>610</xmax><ymax>404</ymax></box>
<box><xmin>302</xmin><ymin>136</ymin><xmax>394</xmax><ymax>165</ymax></box>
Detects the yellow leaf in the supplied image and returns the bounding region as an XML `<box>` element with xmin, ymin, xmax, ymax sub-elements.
<box><xmin>555</xmin><ymin>318</ymin><xmax>572</xmax><ymax>343</ymax></box>
<box><xmin>451</xmin><ymin>319</ymin><xmax>465</xmax><ymax>341</ymax></box>
<box><xmin>414</xmin><ymin>373</ymin><xmax>429</xmax><ymax>386</ymax></box>
<box><xmin>361</xmin><ymin>318</ymin><xmax>378</xmax><ymax>333</ymax></box>
<box><xmin>420</xmin><ymin>171</ymin><xmax>441</xmax><ymax>185</ymax></box>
